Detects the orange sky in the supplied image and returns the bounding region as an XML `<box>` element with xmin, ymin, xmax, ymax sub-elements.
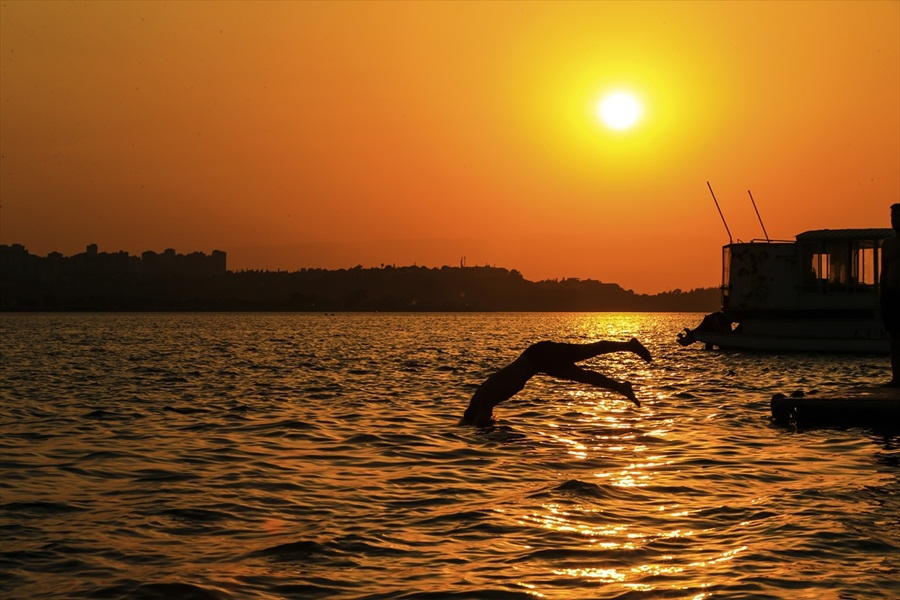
<box><xmin>1</xmin><ymin>1</ymin><xmax>898</xmax><ymax>294</ymax></box>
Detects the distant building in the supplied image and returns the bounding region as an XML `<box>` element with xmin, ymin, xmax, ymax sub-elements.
<box><xmin>0</xmin><ymin>244</ymin><xmax>227</xmax><ymax>282</ymax></box>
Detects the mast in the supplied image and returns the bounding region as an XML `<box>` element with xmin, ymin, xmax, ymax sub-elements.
<box><xmin>748</xmin><ymin>190</ymin><xmax>770</xmax><ymax>242</ymax></box>
<box><xmin>706</xmin><ymin>181</ymin><xmax>733</xmax><ymax>244</ymax></box>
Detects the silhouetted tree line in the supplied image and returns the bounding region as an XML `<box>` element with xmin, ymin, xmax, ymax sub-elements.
<box><xmin>0</xmin><ymin>245</ymin><xmax>720</xmax><ymax>312</ymax></box>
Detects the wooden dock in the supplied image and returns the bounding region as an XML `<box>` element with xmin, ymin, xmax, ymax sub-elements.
<box><xmin>770</xmin><ymin>386</ymin><xmax>900</xmax><ymax>429</ymax></box>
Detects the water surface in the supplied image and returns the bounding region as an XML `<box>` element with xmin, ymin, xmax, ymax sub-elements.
<box><xmin>1</xmin><ymin>313</ymin><xmax>897</xmax><ymax>599</ymax></box>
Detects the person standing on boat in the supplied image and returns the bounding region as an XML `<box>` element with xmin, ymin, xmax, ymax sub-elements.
<box><xmin>881</xmin><ymin>203</ymin><xmax>900</xmax><ymax>387</ymax></box>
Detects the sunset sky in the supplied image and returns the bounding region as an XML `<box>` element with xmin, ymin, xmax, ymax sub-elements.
<box><xmin>1</xmin><ymin>1</ymin><xmax>898</xmax><ymax>294</ymax></box>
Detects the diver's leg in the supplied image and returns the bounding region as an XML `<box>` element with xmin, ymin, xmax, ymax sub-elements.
<box><xmin>536</xmin><ymin>339</ymin><xmax>652</xmax><ymax>364</ymax></box>
<box><xmin>543</xmin><ymin>364</ymin><xmax>641</xmax><ymax>407</ymax></box>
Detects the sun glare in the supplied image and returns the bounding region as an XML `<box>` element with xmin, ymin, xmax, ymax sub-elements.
<box><xmin>597</xmin><ymin>91</ymin><xmax>643</xmax><ymax>130</ymax></box>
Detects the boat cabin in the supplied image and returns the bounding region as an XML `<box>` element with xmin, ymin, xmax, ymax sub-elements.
<box><xmin>722</xmin><ymin>228</ymin><xmax>894</xmax><ymax>313</ymax></box>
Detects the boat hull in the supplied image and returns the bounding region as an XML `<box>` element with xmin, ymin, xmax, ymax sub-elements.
<box><xmin>691</xmin><ymin>316</ymin><xmax>889</xmax><ymax>353</ymax></box>
<box><xmin>692</xmin><ymin>331</ymin><xmax>889</xmax><ymax>353</ymax></box>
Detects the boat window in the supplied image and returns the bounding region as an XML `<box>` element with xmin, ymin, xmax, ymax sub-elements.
<box><xmin>853</xmin><ymin>242</ymin><xmax>877</xmax><ymax>289</ymax></box>
<box><xmin>806</xmin><ymin>251</ymin><xmax>830</xmax><ymax>291</ymax></box>
<box><xmin>802</xmin><ymin>241</ymin><xmax>853</xmax><ymax>292</ymax></box>
<box><xmin>799</xmin><ymin>233</ymin><xmax>890</xmax><ymax>294</ymax></box>
<box><xmin>802</xmin><ymin>238</ymin><xmax>881</xmax><ymax>293</ymax></box>
<box><xmin>721</xmin><ymin>246</ymin><xmax>731</xmax><ymax>307</ymax></box>
<box><xmin>828</xmin><ymin>242</ymin><xmax>850</xmax><ymax>290</ymax></box>
<box><xmin>812</xmin><ymin>252</ymin><xmax>829</xmax><ymax>280</ymax></box>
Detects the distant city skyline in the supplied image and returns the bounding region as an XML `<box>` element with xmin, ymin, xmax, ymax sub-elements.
<box><xmin>1</xmin><ymin>241</ymin><xmax>720</xmax><ymax>312</ymax></box>
<box><xmin>2</xmin><ymin>242</ymin><xmax>227</xmax><ymax>278</ymax></box>
<box><xmin>1</xmin><ymin>1</ymin><xmax>897</xmax><ymax>294</ymax></box>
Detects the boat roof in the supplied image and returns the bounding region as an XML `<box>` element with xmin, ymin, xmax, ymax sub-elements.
<box><xmin>795</xmin><ymin>228</ymin><xmax>893</xmax><ymax>242</ymax></box>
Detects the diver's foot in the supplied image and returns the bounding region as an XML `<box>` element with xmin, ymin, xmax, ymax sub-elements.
<box><xmin>620</xmin><ymin>381</ymin><xmax>641</xmax><ymax>408</ymax></box>
<box><xmin>629</xmin><ymin>338</ymin><xmax>653</xmax><ymax>362</ymax></box>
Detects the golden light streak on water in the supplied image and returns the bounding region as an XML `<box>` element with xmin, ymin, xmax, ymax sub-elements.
<box><xmin>552</xmin><ymin>567</ymin><xmax>627</xmax><ymax>582</ymax></box>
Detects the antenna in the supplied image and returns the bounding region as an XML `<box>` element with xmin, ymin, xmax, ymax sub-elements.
<box><xmin>747</xmin><ymin>190</ymin><xmax>770</xmax><ymax>242</ymax></box>
<box><xmin>706</xmin><ymin>181</ymin><xmax>733</xmax><ymax>244</ymax></box>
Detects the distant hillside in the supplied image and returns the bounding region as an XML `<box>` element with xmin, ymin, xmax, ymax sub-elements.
<box><xmin>1</xmin><ymin>244</ymin><xmax>720</xmax><ymax>312</ymax></box>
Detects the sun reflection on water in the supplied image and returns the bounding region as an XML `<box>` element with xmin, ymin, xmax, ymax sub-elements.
<box><xmin>552</xmin><ymin>566</ymin><xmax>627</xmax><ymax>582</ymax></box>
<box><xmin>591</xmin><ymin>454</ymin><xmax>671</xmax><ymax>489</ymax></box>
<box><xmin>550</xmin><ymin>543</ymin><xmax>748</xmax><ymax>595</ymax></box>
<box><xmin>519</xmin><ymin>503</ymin><xmax>631</xmax><ymax>539</ymax></box>
<box><xmin>514</xmin><ymin>376</ymin><xmax>748</xmax><ymax>598</ymax></box>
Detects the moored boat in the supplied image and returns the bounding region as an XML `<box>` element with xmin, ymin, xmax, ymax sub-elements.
<box><xmin>678</xmin><ymin>228</ymin><xmax>892</xmax><ymax>353</ymax></box>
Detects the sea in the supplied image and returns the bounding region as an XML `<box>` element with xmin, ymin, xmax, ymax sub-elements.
<box><xmin>1</xmin><ymin>312</ymin><xmax>898</xmax><ymax>600</ymax></box>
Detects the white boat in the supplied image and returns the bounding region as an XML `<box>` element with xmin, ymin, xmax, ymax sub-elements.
<box><xmin>678</xmin><ymin>228</ymin><xmax>893</xmax><ymax>353</ymax></box>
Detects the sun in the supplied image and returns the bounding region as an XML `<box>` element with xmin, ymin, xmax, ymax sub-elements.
<box><xmin>596</xmin><ymin>91</ymin><xmax>643</xmax><ymax>130</ymax></box>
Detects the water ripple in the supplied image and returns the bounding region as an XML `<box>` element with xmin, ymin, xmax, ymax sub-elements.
<box><xmin>1</xmin><ymin>313</ymin><xmax>897</xmax><ymax>599</ymax></box>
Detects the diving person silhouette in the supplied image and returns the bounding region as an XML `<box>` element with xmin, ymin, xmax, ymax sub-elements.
<box><xmin>460</xmin><ymin>338</ymin><xmax>653</xmax><ymax>426</ymax></box>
